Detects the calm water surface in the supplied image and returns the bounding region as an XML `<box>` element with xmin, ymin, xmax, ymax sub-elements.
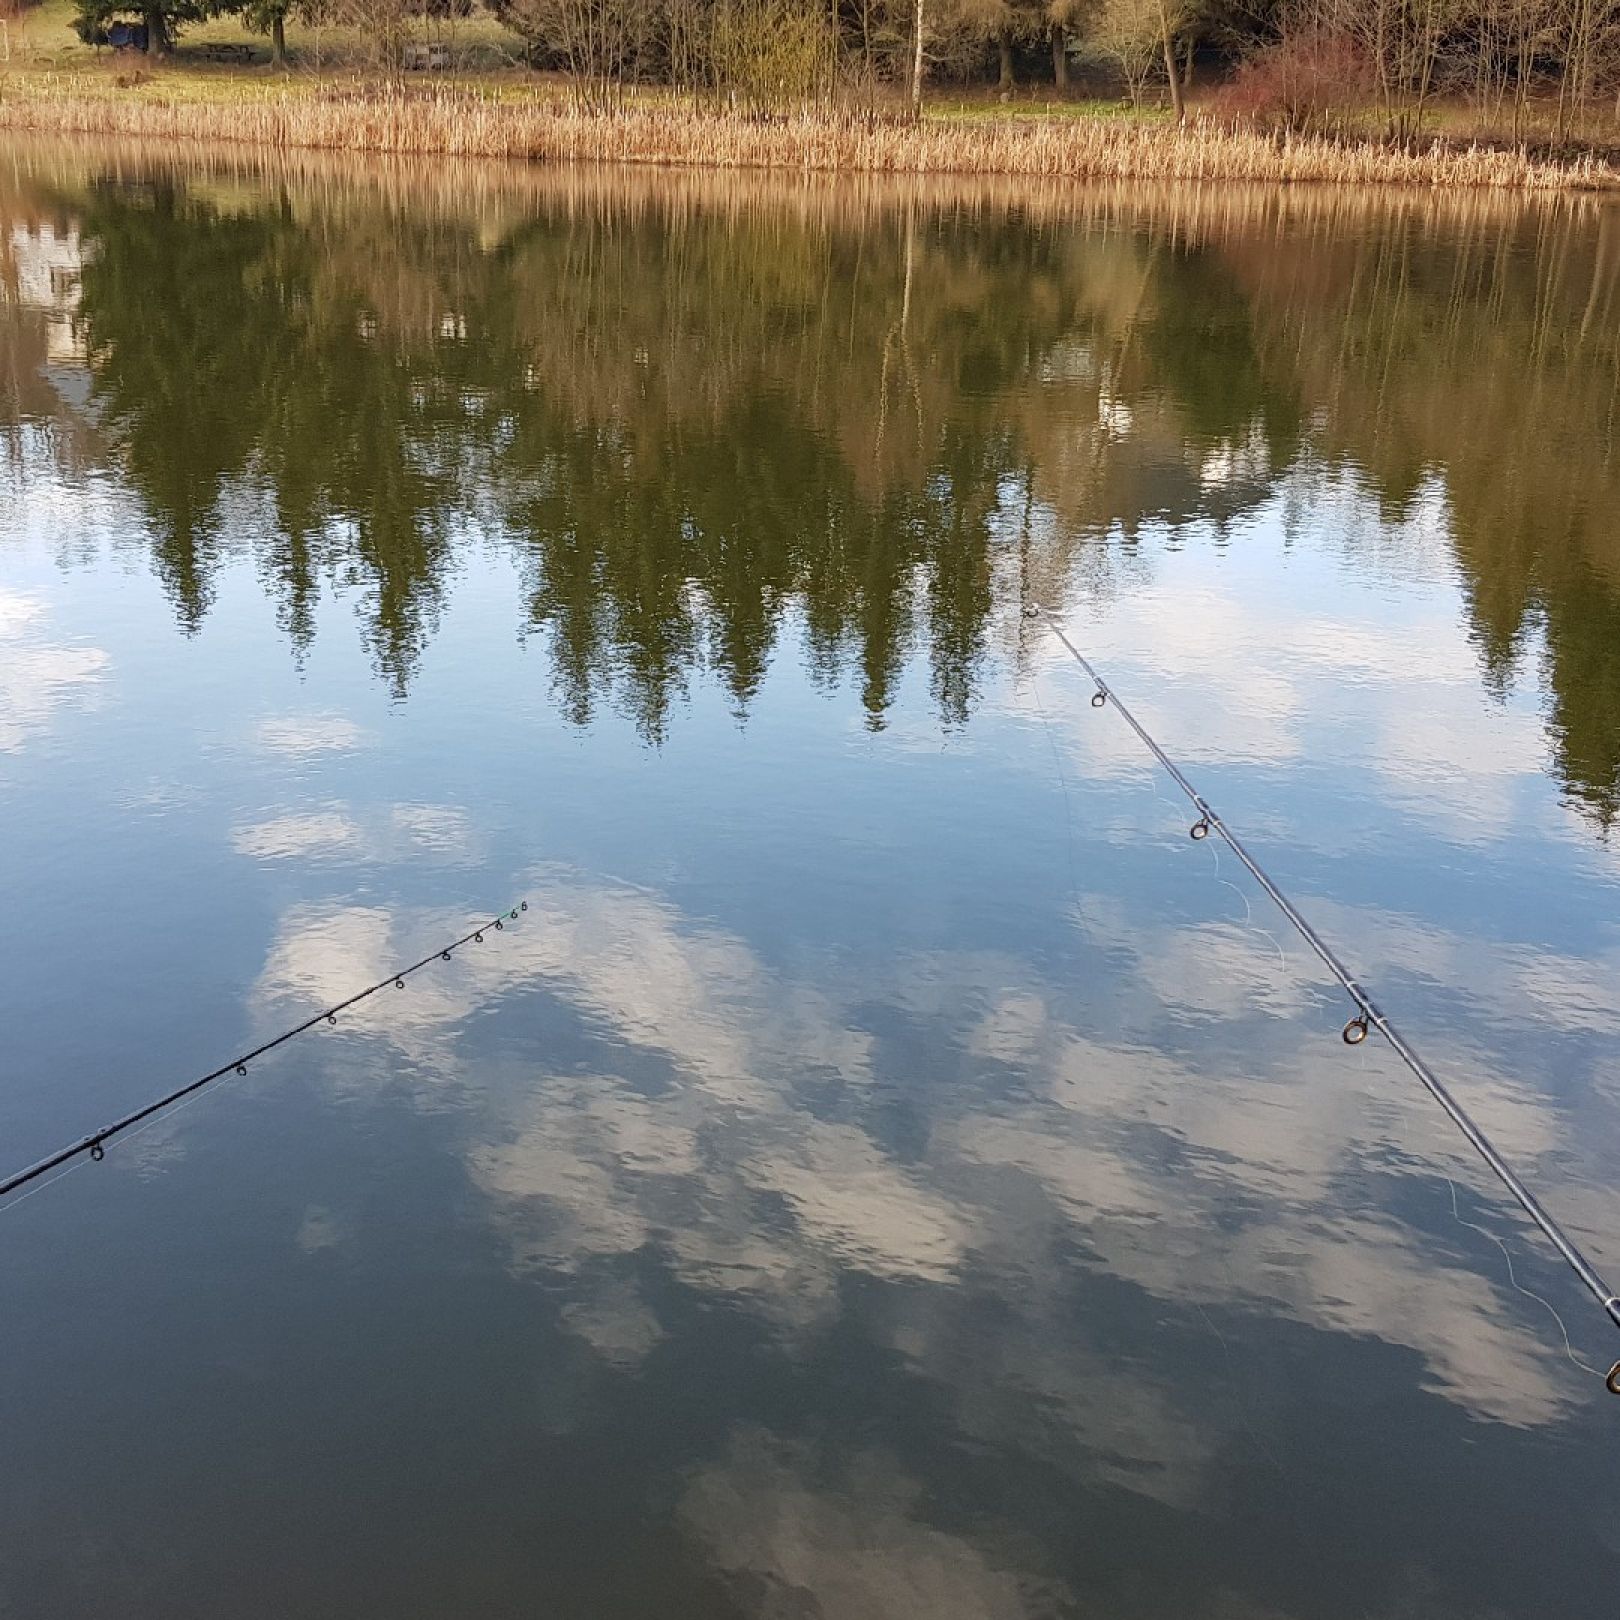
<box><xmin>2</xmin><ymin>145</ymin><xmax>1619</xmax><ymax>1618</ymax></box>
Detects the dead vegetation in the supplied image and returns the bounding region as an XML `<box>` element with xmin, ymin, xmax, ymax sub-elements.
<box><xmin>0</xmin><ymin>83</ymin><xmax>1614</xmax><ymax>186</ymax></box>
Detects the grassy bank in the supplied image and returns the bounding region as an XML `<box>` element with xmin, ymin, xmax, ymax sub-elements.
<box><xmin>2</xmin><ymin>74</ymin><xmax>1617</xmax><ymax>188</ymax></box>
<box><xmin>4</xmin><ymin>0</ymin><xmax>1620</xmax><ymax>189</ymax></box>
<box><xmin>0</xmin><ymin>0</ymin><xmax>1617</xmax><ymax>192</ymax></box>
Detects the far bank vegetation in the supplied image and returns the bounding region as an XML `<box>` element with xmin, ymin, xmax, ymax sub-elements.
<box><xmin>3</xmin><ymin>0</ymin><xmax>1620</xmax><ymax>163</ymax></box>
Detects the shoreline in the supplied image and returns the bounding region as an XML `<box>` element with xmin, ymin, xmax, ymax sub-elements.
<box><xmin>1</xmin><ymin>82</ymin><xmax>1616</xmax><ymax>190</ymax></box>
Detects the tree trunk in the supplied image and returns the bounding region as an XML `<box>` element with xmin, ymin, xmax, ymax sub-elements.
<box><xmin>1051</xmin><ymin>24</ymin><xmax>1067</xmax><ymax>89</ymax></box>
<box><xmin>997</xmin><ymin>29</ymin><xmax>1013</xmax><ymax>89</ymax></box>
<box><xmin>143</xmin><ymin>5</ymin><xmax>170</xmax><ymax>53</ymax></box>
<box><xmin>271</xmin><ymin>10</ymin><xmax>286</xmax><ymax>65</ymax></box>
<box><xmin>1156</xmin><ymin>0</ymin><xmax>1183</xmax><ymax>121</ymax></box>
<box><xmin>911</xmin><ymin>0</ymin><xmax>924</xmax><ymax>118</ymax></box>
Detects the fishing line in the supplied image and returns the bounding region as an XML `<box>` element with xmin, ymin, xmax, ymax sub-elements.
<box><xmin>1207</xmin><ymin>836</ymin><xmax>1289</xmax><ymax>980</ymax></box>
<box><xmin>1025</xmin><ymin>664</ymin><xmax>1085</xmax><ymax>918</ymax></box>
<box><xmin>1193</xmin><ymin>1294</ymin><xmax>1306</xmax><ymax>1503</ymax></box>
<box><xmin>1444</xmin><ymin>1173</ymin><xmax>1607</xmax><ymax>1383</ymax></box>
<box><xmin>0</xmin><ymin>901</ymin><xmax>529</xmax><ymax>1205</ymax></box>
<box><xmin>1026</xmin><ymin>601</ymin><xmax>1620</xmax><ymax>1391</ymax></box>
<box><xmin>0</xmin><ymin>1154</ymin><xmax>91</xmax><ymax>1219</ymax></box>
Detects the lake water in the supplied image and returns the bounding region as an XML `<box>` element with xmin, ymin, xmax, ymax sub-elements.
<box><xmin>2</xmin><ymin>143</ymin><xmax>1618</xmax><ymax>1618</ymax></box>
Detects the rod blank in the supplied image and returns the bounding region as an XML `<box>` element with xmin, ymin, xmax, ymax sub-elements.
<box><xmin>1029</xmin><ymin>603</ymin><xmax>1620</xmax><ymax>1368</ymax></box>
<box><xmin>0</xmin><ymin>901</ymin><xmax>528</xmax><ymax>1201</ymax></box>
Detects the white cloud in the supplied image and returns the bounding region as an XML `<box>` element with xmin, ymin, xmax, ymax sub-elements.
<box><xmin>681</xmin><ymin>1428</ymin><xmax>1062</xmax><ymax>1620</ymax></box>
<box><xmin>247</xmin><ymin>860</ymin><xmax>1609</xmax><ymax>1443</ymax></box>
<box><xmin>389</xmin><ymin>803</ymin><xmax>477</xmax><ymax>858</ymax></box>
<box><xmin>1011</xmin><ymin>542</ymin><xmax>1560</xmax><ymax>856</ymax></box>
<box><xmin>231</xmin><ymin>809</ymin><xmax>365</xmax><ymax>861</ymax></box>
<box><xmin>559</xmin><ymin>1277</ymin><xmax>666</xmax><ymax>1366</ymax></box>
<box><xmin>230</xmin><ymin>802</ymin><xmax>478</xmax><ymax>866</ymax></box>
<box><xmin>0</xmin><ymin>590</ymin><xmax>44</xmax><ymax>638</ymax></box>
<box><xmin>760</xmin><ymin>1120</ymin><xmax>967</xmax><ymax>1283</ymax></box>
<box><xmin>0</xmin><ymin>587</ymin><xmax>109</xmax><ymax>752</ymax></box>
<box><xmin>256</xmin><ymin>713</ymin><xmax>370</xmax><ymax>759</ymax></box>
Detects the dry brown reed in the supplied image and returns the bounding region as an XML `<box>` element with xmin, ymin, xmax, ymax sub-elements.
<box><xmin>0</xmin><ymin>82</ymin><xmax>1615</xmax><ymax>189</ymax></box>
<box><xmin>8</xmin><ymin>126</ymin><xmax>1605</xmax><ymax>240</ymax></box>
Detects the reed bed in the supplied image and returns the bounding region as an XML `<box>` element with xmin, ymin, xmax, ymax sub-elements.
<box><xmin>9</xmin><ymin>126</ymin><xmax>1600</xmax><ymax>234</ymax></box>
<box><xmin>0</xmin><ymin>81</ymin><xmax>1613</xmax><ymax>190</ymax></box>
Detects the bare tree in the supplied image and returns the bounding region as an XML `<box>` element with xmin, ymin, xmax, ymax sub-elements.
<box><xmin>1157</xmin><ymin>0</ymin><xmax>1186</xmax><ymax>114</ymax></box>
<box><xmin>912</xmin><ymin>0</ymin><xmax>926</xmax><ymax>111</ymax></box>
<box><xmin>1087</xmin><ymin>0</ymin><xmax>1170</xmax><ymax>102</ymax></box>
<box><xmin>499</xmin><ymin>0</ymin><xmax>651</xmax><ymax>102</ymax></box>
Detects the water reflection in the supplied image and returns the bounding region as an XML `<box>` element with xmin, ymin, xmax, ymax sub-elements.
<box><xmin>3</xmin><ymin>146</ymin><xmax>1620</xmax><ymax>1620</ymax></box>
<box><xmin>3</xmin><ymin>147</ymin><xmax>1617</xmax><ymax>820</ymax></box>
<box><xmin>178</xmin><ymin>845</ymin><xmax>1614</xmax><ymax>1615</ymax></box>
<box><xmin>260</xmin><ymin>866</ymin><xmax>1592</xmax><ymax>1431</ymax></box>
<box><xmin>0</xmin><ymin>583</ymin><xmax>109</xmax><ymax>750</ymax></box>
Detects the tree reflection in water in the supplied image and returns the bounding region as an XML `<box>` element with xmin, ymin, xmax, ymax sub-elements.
<box><xmin>1</xmin><ymin>148</ymin><xmax>1615</xmax><ymax>820</ymax></box>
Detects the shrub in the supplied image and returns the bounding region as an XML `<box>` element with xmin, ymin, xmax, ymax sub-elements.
<box><xmin>710</xmin><ymin>0</ymin><xmax>835</xmax><ymax>109</ymax></box>
<box><xmin>1213</xmin><ymin>28</ymin><xmax>1371</xmax><ymax>136</ymax></box>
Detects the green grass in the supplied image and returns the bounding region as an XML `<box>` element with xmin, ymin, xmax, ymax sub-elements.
<box><xmin>925</xmin><ymin>93</ymin><xmax>1172</xmax><ymax>125</ymax></box>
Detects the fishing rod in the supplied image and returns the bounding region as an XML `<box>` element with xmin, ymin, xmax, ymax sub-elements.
<box><xmin>0</xmin><ymin>900</ymin><xmax>529</xmax><ymax>1203</ymax></box>
<box><xmin>1027</xmin><ymin>602</ymin><xmax>1620</xmax><ymax>1394</ymax></box>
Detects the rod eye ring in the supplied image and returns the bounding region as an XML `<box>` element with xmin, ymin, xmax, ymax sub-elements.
<box><xmin>1607</xmin><ymin>1362</ymin><xmax>1620</xmax><ymax>1396</ymax></box>
<box><xmin>1190</xmin><ymin>818</ymin><xmax>1210</xmax><ymax>841</ymax></box>
<box><xmin>1343</xmin><ymin>1015</ymin><xmax>1370</xmax><ymax>1046</ymax></box>
<box><xmin>236</xmin><ymin>1064</ymin><xmax>248</xmax><ymax>1077</ymax></box>
<box><xmin>474</xmin><ymin>932</ymin><xmax>484</xmax><ymax>944</ymax></box>
<box><xmin>1090</xmin><ymin>691</ymin><xmax>1106</xmax><ymax>709</ymax></box>
<box><xmin>326</xmin><ymin>1014</ymin><xmax>337</xmax><ymax>1027</ymax></box>
<box><xmin>441</xmin><ymin>950</ymin><xmax>453</xmax><ymax>962</ymax></box>
<box><xmin>89</xmin><ymin>1140</ymin><xmax>105</xmax><ymax>1162</ymax></box>
<box><xmin>494</xmin><ymin>918</ymin><xmax>504</xmax><ymax>930</ymax></box>
<box><xmin>519</xmin><ymin>901</ymin><xmax>528</xmax><ymax>912</ymax></box>
<box><xmin>395</xmin><ymin>978</ymin><xmax>405</xmax><ymax>990</ymax></box>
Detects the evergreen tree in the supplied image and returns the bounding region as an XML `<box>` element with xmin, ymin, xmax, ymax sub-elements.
<box><xmin>72</xmin><ymin>0</ymin><xmax>225</xmax><ymax>53</ymax></box>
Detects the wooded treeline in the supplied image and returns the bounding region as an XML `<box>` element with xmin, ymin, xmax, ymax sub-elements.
<box><xmin>69</xmin><ymin>0</ymin><xmax>1620</xmax><ymax>141</ymax></box>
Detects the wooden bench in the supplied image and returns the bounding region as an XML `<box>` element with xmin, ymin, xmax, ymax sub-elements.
<box><xmin>402</xmin><ymin>42</ymin><xmax>451</xmax><ymax>70</ymax></box>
